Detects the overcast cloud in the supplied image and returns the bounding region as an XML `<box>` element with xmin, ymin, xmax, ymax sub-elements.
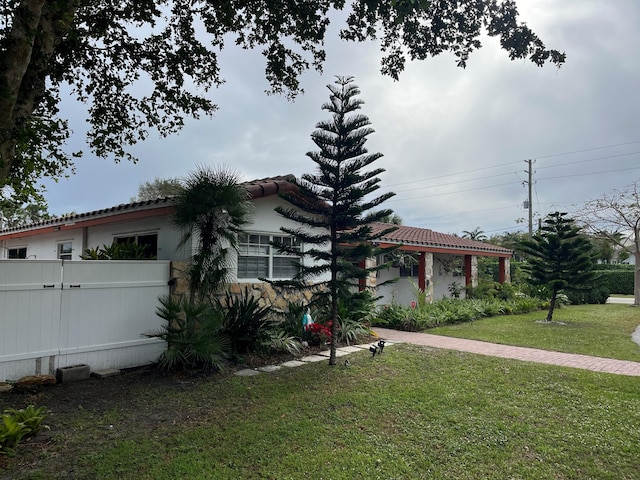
<box><xmin>42</xmin><ymin>0</ymin><xmax>640</xmax><ymax>237</ymax></box>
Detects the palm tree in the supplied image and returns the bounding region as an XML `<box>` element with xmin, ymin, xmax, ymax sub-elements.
<box><xmin>172</xmin><ymin>166</ymin><xmax>252</xmax><ymax>304</ymax></box>
<box><xmin>462</xmin><ymin>227</ymin><xmax>487</xmax><ymax>241</ymax></box>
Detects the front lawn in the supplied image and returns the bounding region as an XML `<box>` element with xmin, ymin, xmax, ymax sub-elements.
<box><xmin>429</xmin><ymin>304</ymin><xmax>640</xmax><ymax>361</ymax></box>
<box><xmin>2</xmin><ymin>344</ymin><xmax>640</xmax><ymax>479</ymax></box>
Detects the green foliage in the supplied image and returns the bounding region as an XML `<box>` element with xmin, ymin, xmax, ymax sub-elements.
<box><xmin>373</xmin><ymin>296</ymin><xmax>545</xmax><ymax>331</ymax></box>
<box><xmin>271</xmin><ymin>76</ymin><xmax>397</xmax><ymax>364</ymax></box>
<box><xmin>218</xmin><ymin>287</ymin><xmax>273</xmax><ymax>354</ymax></box>
<box><xmin>132</xmin><ymin>177</ymin><xmax>183</xmax><ymax>202</ymax></box>
<box><xmin>564</xmin><ymin>286</ymin><xmax>610</xmax><ymax>305</ymax></box>
<box><xmin>0</xmin><ymin>2</ymin><xmax>563</xmax><ymax>202</ymax></box>
<box><xmin>519</xmin><ymin>212</ymin><xmax>595</xmax><ymax>322</ymax></box>
<box><xmin>596</xmin><ymin>270</ymin><xmax>634</xmax><ymax>294</ymax></box>
<box><xmin>261</xmin><ymin>330</ymin><xmax>303</xmax><ymax>355</ymax></box>
<box><xmin>145</xmin><ymin>295</ymin><xmax>230</xmax><ymax>373</ymax></box>
<box><xmin>0</xmin><ymin>197</ymin><xmax>50</xmax><ymax>228</ymax></box>
<box><xmin>466</xmin><ymin>281</ymin><xmax>520</xmax><ymax>301</ymax></box>
<box><xmin>372</xmin><ymin>303</ymin><xmax>410</xmax><ymax>329</ymax></box>
<box><xmin>172</xmin><ymin>166</ymin><xmax>252</xmax><ymax>303</ymax></box>
<box><xmin>0</xmin><ymin>405</ymin><xmax>49</xmax><ymax>455</ymax></box>
<box><xmin>81</xmin><ymin>240</ymin><xmax>155</xmax><ymax>260</ymax></box>
<box><xmin>4</xmin><ymin>405</ymin><xmax>49</xmax><ymax>434</ymax></box>
<box><xmin>448</xmin><ymin>281</ymin><xmax>463</xmax><ymax>298</ymax></box>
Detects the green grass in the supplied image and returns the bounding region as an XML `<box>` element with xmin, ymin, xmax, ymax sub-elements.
<box><xmin>428</xmin><ymin>304</ymin><xmax>640</xmax><ymax>361</ymax></box>
<box><xmin>2</xmin><ymin>344</ymin><xmax>640</xmax><ymax>480</ymax></box>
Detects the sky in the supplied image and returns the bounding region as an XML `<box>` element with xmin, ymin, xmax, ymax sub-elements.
<box><xmin>41</xmin><ymin>0</ymin><xmax>640</xmax><ymax>238</ymax></box>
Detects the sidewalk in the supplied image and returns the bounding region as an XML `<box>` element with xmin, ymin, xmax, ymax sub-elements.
<box><xmin>373</xmin><ymin>327</ymin><xmax>640</xmax><ymax>377</ymax></box>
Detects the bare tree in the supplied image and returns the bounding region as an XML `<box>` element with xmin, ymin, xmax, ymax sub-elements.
<box><xmin>578</xmin><ymin>180</ymin><xmax>640</xmax><ymax>306</ymax></box>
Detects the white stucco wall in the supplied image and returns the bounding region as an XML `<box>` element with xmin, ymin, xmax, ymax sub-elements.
<box><xmin>0</xmin><ymin>212</ymin><xmax>190</xmax><ymax>261</ymax></box>
<box><xmin>376</xmin><ymin>254</ymin><xmax>466</xmax><ymax>306</ymax></box>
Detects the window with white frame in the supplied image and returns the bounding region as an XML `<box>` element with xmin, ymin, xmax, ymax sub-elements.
<box><xmin>57</xmin><ymin>242</ymin><xmax>73</xmax><ymax>260</ymax></box>
<box><xmin>8</xmin><ymin>247</ymin><xmax>27</xmax><ymax>259</ymax></box>
<box><xmin>237</xmin><ymin>233</ymin><xmax>301</xmax><ymax>279</ymax></box>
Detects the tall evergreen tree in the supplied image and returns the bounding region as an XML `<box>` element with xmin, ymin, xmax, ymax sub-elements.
<box><xmin>274</xmin><ymin>76</ymin><xmax>397</xmax><ymax>365</ymax></box>
<box><xmin>519</xmin><ymin>212</ymin><xmax>595</xmax><ymax>322</ymax></box>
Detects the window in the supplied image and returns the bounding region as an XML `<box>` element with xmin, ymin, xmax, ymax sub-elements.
<box><xmin>237</xmin><ymin>233</ymin><xmax>301</xmax><ymax>279</ymax></box>
<box><xmin>399</xmin><ymin>264</ymin><xmax>420</xmax><ymax>277</ymax></box>
<box><xmin>115</xmin><ymin>232</ymin><xmax>158</xmax><ymax>258</ymax></box>
<box><xmin>8</xmin><ymin>247</ymin><xmax>27</xmax><ymax>259</ymax></box>
<box><xmin>58</xmin><ymin>242</ymin><xmax>73</xmax><ymax>260</ymax></box>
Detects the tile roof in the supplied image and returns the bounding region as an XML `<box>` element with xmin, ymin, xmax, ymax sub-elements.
<box><xmin>0</xmin><ymin>175</ymin><xmax>298</xmax><ymax>235</ymax></box>
<box><xmin>370</xmin><ymin>222</ymin><xmax>512</xmax><ymax>256</ymax></box>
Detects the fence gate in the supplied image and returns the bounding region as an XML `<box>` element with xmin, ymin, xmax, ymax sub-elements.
<box><xmin>0</xmin><ymin>260</ymin><xmax>170</xmax><ymax>382</ymax></box>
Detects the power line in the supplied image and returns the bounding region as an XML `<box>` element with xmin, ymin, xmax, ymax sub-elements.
<box><xmin>387</xmin><ymin>180</ymin><xmax>521</xmax><ymax>203</ymax></box>
<box><xmin>534</xmin><ymin>140</ymin><xmax>640</xmax><ymax>160</ymax></box>
<box><xmin>406</xmin><ymin>204</ymin><xmax>519</xmax><ymax>222</ymax></box>
<box><xmin>382</xmin><ymin>170</ymin><xmax>518</xmax><ymax>194</ymax></box>
<box><xmin>537</xmin><ymin>166</ymin><xmax>640</xmax><ymax>182</ymax></box>
<box><xmin>382</xmin><ymin>140</ymin><xmax>640</xmax><ymax>189</ymax></box>
<box><xmin>536</xmin><ymin>151</ymin><xmax>640</xmax><ymax>169</ymax></box>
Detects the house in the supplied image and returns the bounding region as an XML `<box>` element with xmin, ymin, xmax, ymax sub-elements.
<box><xmin>0</xmin><ymin>175</ymin><xmax>512</xmax><ymax>306</ymax></box>
<box><xmin>367</xmin><ymin>223</ymin><xmax>512</xmax><ymax>304</ymax></box>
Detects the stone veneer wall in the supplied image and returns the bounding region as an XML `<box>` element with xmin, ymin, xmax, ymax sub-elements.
<box><xmin>170</xmin><ymin>261</ymin><xmax>314</xmax><ymax>310</ymax></box>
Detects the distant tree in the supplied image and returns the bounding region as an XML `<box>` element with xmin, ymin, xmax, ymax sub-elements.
<box><xmin>132</xmin><ymin>177</ymin><xmax>183</xmax><ymax>202</ymax></box>
<box><xmin>379</xmin><ymin>212</ymin><xmax>403</xmax><ymax>225</ymax></box>
<box><xmin>587</xmin><ymin>231</ymin><xmax>623</xmax><ymax>264</ymax></box>
<box><xmin>0</xmin><ymin>197</ymin><xmax>49</xmax><ymax>228</ymax></box>
<box><xmin>172</xmin><ymin>166</ymin><xmax>252</xmax><ymax>305</ymax></box>
<box><xmin>487</xmin><ymin>231</ymin><xmax>529</xmax><ymax>261</ymax></box>
<box><xmin>0</xmin><ymin>1</ymin><xmax>564</xmax><ymax>204</ymax></box>
<box><xmin>578</xmin><ymin>180</ymin><xmax>640</xmax><ymax>306</ymax></box>
<box><xmin>462</xmin><ymin>227</ymin><xmax>487</xmax><ymax>241</ymax></box>
<box><xmin>519</xmin><ymin>212</ymin><xmax>595</xmax><ymax>322</ymax></box>
<box><xmin>273</xmin><ymin>76</ymin><xmax>396</xmax><ymax>366</ymax></box>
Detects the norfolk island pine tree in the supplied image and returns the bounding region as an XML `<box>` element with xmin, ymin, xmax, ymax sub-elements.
<box><xmin>519</xmin><ymin>212</ymin><xmax>595</xmax><ymax>322</ymax></box>
<box><xmin>270</xmin><ymin>76</ymin><xmax>398</xmax><ymax>365</ymax></box>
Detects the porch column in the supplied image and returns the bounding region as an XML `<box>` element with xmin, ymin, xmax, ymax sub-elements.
<box><xmin>420</xmin><ymin>252</ymin><xmax>434</xmax><ymax>303</ymax></box>
<box><xmin>499</xmin><ymin>257</ymin><xmax>511</xmax><ymax>283</ymax></box>
<box><xmin>359</xmin><ymin>257</ymin><xmax>377</xmax><ymax>291</ymax></box>
<box><xmin>358</xmin><ymin>260</ymin><xmax>366</xmax><ymax>291</ymax></box>
<box><xmin>464</xmin><ymin>255</ymin><xmax>478</xmax><ymax>288</ymax></box>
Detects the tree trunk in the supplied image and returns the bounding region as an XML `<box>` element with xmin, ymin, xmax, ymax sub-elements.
<box><xmin>634</xmin><ymin>236</ymin><xmax>640</xmax><ymax>306</ymax></box>
<box><xmin>0</xmin><ymin>0</ymin><xmax>78</xmax><ymax>186</ymax></box>
<box><xmin>546</xmin><ymin>289</ymin><xmax>558</xmax><ymax>322</ymax></box>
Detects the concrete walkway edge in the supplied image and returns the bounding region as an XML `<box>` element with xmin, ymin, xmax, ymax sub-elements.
<box><xmin>373</xmin><ymin>327</ymin><xmax>640</xmax><ymax>377</ymax></box>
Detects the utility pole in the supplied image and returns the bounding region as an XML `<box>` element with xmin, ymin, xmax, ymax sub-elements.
<box><xmin>524</xmin><ymin>159</ymin><xmax>534</xmax><ymax>238</ymax></box>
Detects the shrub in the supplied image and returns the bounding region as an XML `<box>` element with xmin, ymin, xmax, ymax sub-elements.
<box><xmin>375</xmin><ymin>295</ymin><xmax>546</xmax><ymax>332</ymax></box>
<box><xmin>145</xmin><ymin>295</ymin><xmax>230</xmax><ymax>372</ymax></box>
<box><xmin>372</xmin><ymin>303</ymin><xmax>409</xmax><ymax>329</ymax></box>
<box><xmin>261</xmin><ymin>330</ymin><xmax>303</xmax><ymax>355</ymax></box>
<box><xmin>81</xmin><ymin>240</ymin><xmax>155</xmax><ymax>260</ymax></box>
<box><xmin>565</xmin><ymin>286</ymin><xmax>610</xmax><ymax>305</ymax></box>
<box><xmin>1</xmin><ymin>405</ymin><xmax>49</xmax><ymax>455</ymax></box>
<box><xmin>597</xmin><ymin>270</ymin><xmax>634</xmax><ymax>295</ymax></box>
<box><xmin>219</xmin><ymin>287</ymin><xmax>273</xmax><ymax>354</ymax></box>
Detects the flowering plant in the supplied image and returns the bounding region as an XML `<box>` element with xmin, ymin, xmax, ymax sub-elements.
<box><xmin>305</xmin><ymin>322</ymin><xmax>332</xmax><ymax>345</ymax></box>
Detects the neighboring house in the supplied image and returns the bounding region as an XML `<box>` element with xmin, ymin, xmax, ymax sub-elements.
<box><xmin>366</xmin><ymin>223</ymin><xmax>512</xmax><ymax>304</ymax></box>
<box><xmin>0</xmin><ymin>174</ymin><xmax>512</xmax><ymax>306</ymax></box>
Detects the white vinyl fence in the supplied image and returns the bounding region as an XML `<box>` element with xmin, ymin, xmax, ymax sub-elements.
<box><xmin>0</xmin><ymin>260</ymin><xmax>170</xmax><ymax>382</ymax></box>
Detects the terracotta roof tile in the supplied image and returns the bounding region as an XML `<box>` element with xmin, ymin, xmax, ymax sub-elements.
<box><xmin>0</xmin><ymin>174</ymin><xmax>297</xmax><ymax>234</ymax></box>
<box><xmin>370</xmin><ymin>222</ymin><xmax>512</xmax><ymax>256</ymax></box>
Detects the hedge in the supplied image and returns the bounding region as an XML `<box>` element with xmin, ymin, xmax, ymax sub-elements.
<box><xmin>596</xmin><ymin>270</ymin><xmax>634</xmax><ymax>295</ymax></box>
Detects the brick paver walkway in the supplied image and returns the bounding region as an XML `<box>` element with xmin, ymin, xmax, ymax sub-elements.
<box><xmin>373</xmin><ymin>327</ymin><xmax>640</xmax><ymax>377</ymax></box>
